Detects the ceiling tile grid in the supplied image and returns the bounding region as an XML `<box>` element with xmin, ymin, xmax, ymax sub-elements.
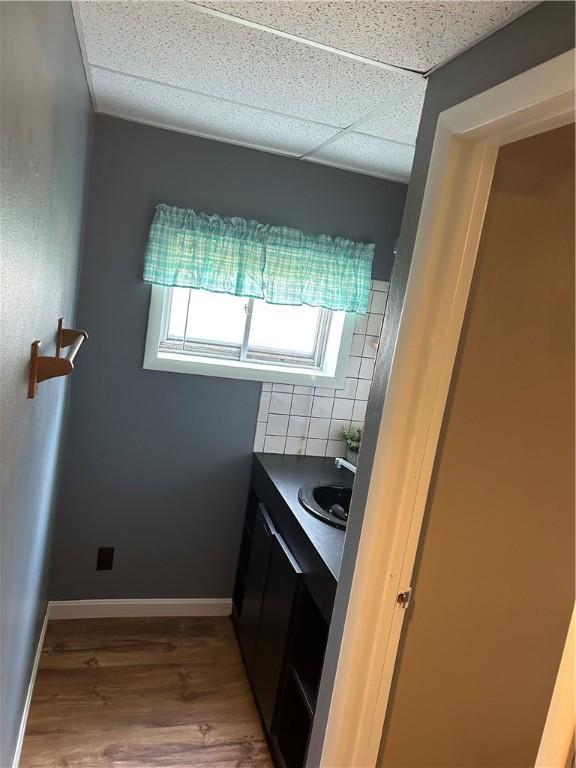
<box><xmin>358</xmin><ymin>81</ymin><xmax>428</xmax><ymax>145</ymax></box>
<box><xmin>76</xmin><ymin>1</ymin><xmax>535</xmax><ymax>182</ymax></box>
<box><xmin>92</xmin><ymin>67</ymin><xmax>341</xmax><ymax>156</ymax></box>
<box><xmin>78</xmin><ymin>1</ymin><xmax>419</xmax><ymax>128</ymax></box>
<box><xmin>201</xmin><ymin>1</ymin><xmax>535</xmax><ymax>72</ymax></box>
<box><xmin>309</xmin><ymin>132</ymin><xmax>416</xmax><ymax>181</ymax></box>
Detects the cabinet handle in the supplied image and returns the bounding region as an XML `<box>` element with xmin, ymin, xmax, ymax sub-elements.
<box><xmin>275</xmin><ymin>532</ymin><xmax>302</xmax><ymax>574</ymax></box>
<box><xmin>258</xmin><ymin>503</ymin><xmax>276</xmax><ymax>537</ymax></box>
<box><xmin>257</xmin><ymin>503</ymin><xmax>301</xmax><ymax>573</ymax></box>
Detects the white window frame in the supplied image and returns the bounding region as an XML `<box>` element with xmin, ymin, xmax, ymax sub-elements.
<box><xmin>143</xmin><ymin>285</ymin><xmax>355</xmax><ymax>387</ymax></box>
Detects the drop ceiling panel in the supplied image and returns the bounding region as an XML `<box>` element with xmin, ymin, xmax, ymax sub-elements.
<box><xmin>78</xmin><ymin>1</ymin><xmax>419</xmax><ymax>128</ymax></box>
<box><xmin>309</xmin><ymin>133</ymin><xmax>415</xmax><ymax>181</ymax></box>
<box><xmin>77</xmin><ymin>1</ymin><xmax>531</xmax><ymax>181</ymax></box>
<box><xmin>360</xmin><ymin>81</ymin><xmax>427</xmax><ymax>144</ymax></box>
<box><xmin>202</xmin><ymin>1</ymin><xmax>535</xmax><ymax>72</ymax></box>
<box><xmin>92</xmin><ymin>67</ymin><xmax>340</xmax><ymax>156</ymax></box>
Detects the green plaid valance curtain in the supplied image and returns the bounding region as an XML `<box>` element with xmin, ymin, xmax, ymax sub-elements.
<box><xmin>143</xmin><ymin>204</ymin><xmax>374</xmax><ymax>315</ymax></box>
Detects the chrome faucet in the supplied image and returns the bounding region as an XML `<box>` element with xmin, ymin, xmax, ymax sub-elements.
<box><xmin>335</xmin><ymin>457</ymin><xmax>357</xmax><ymax>475</ymax></box>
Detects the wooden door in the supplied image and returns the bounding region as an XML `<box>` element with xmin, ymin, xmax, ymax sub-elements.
<box><xmin>379</xmin><ymin>124</ymin><xmax>574</xmax><ymax>767</ymax></box>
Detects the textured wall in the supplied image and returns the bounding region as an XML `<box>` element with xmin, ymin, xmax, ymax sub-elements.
<box><xmin>0</xmin><ymin>2</ymin><xmax>91</xmax><ymax>763</ymax></box>
<box><xmin>307</xmin><ymin>3</ymin><xmax>576</xmax><ymax>765</ymax></box>
<box><xmin>48</xmin><ymin>115</ymin><xmax>406</xmax><ymax>601</ymax></box>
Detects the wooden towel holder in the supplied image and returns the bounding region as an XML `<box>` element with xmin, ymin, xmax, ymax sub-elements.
<box><xmin>28</xmin><ymin>318</ymin><xmax>88</xmax><ymax>399</ymax></box>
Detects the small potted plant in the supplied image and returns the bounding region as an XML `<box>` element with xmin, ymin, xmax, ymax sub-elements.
<box><xmin>340</xmin><ymin>426</ymin><xmax>362</xmax><ymax>466</ymax></box>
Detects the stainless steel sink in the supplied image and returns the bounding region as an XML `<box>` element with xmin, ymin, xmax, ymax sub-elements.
<box><xmin>298</xmin><ymin>483</ymin><xmax>352</xmax><ymax>529</ymax></box>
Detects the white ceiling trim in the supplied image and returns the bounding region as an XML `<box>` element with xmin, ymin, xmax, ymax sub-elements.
<box><xmin>302</xmin><ymin>81</ymin><xmax>425</xmax><ymax>159</ymax></box>
<box><xmin>90</xmin><ymin>63</ymin><xmax>341</xmax><ymax>131</ymax></box>
<box><xmin>187</xmin><ymin>1</ymin><xmax>423</xmax><ymax>81</ymax></box>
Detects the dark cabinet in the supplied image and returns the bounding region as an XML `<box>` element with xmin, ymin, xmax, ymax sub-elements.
<box><xmin>237</xmin><ymin>503</ymin><xmax>275</xmax><ymax>668</ymax></box>
<box><xmin>252</xmin><ymin>534</ymin><xmax>301</xmax><ymax>730</ymax></box>
<box><xmin>233</xmin><ymin>477</ymin><xmax>331</xmax><ymax>768</ymax></box>
<box><xmin>272</xmin><ymin>585</ymin><xmax>329</xmax><ymax>768</ymax></box>
<box><xmin>236</xmin><ymin>501</ymin><xmax>302</xmax><ymax>732</ymax></box>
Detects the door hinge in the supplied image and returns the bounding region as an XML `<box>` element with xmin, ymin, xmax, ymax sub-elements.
<box><xmin>397</xmin><ymin>588</ymin><xmax>413</xmax><ymax>609</ymax></box>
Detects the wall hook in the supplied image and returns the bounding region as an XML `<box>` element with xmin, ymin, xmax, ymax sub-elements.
<box><xmin>28</xmin><ymin>318</ymin><xmax>88</xmax><ymax>399</ymax></box>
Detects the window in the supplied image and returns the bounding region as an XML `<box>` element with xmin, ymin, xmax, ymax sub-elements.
<box><xmin>144</xmin><ymin>285</ymin><xmax>354</xmax><ymax>386</ymax></box>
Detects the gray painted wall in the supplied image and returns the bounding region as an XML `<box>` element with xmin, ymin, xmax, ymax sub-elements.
<box><xmin>48</xmin><ymin>115</ymin><xmax>406</xmax><ymax>601</ymax></box>
<box><xmin>307</xmin><ymin>3</ymin><xmax>576</xmax><ymax>765</ymax></box>
<box><xmin>0</xmin><ymin>2</ymin><xmax>91</xmax><ymax>763</ymax></box>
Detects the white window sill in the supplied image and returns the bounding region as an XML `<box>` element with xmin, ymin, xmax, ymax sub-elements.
<box><xmin>143</xmin><ymin>348</ymin><xmax>351</xmax><ymax>387</ymax></box>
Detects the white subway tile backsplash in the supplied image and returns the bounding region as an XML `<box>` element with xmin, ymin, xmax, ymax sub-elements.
<box><xmin>255</xmin><ymin>280</ymin><xmax>388</xmax><ymax>457</ymax></box>
<box><xmin>288</xmin><ymin>415</ymin><xmax>309</xmax><ymax>438</ymax></box>
<box><xmin>354</xmin><ymin>314</ymin><xmax>368</xmax><ymax>334</ymax></box>
<box><xmin>308</xmin><ymin>418</ymin><xmax>330</xmax><ymax>439</ymax></box>
<box><xmin>294</xmin><ymin>385</ymin><xmax>314</xmax><ymax>394</ymax></box>
<box><xmin>325</xmin><ymin>439</ymin><xmax>345</xmax><ymax>457</ymax></box>
<box><xmin>329</xmin><ymin>418</ymin><xmax>351</xmax><ymax>440</ymax></box>
<box><xmin>285</xmin><ymin>436</ymin><xmax>306</xmax><ymax>455</ymax></box>
<box><xmin>267</xmin><ymin>413</ymin><xmax>289</xmax><ymax>436</ymax></box>
<box><xmin>254</xmin><ymin>422</ymin><xmax>266</xmax><ymax>452</ymax></box>
<box><xmin>352</xmin><ymin>400</ymin><xmax>367</xmax><ymax>421</ymax></box>
<box><xmin>311</xmin><ymin>396</ymin><xmax>334</xmax><ymax>418</ymax></box>
<box><xmin>367</xmin><ymin>313</ymin><xmax>384</xmax><ymax>336</ymax></box>
<box><xmin>347</xmin><ymin>356</ymin><xmax>361</xmax><ymax>378</ymax></box>
<box><xmin>291</xmin><ymin>394</ymin><xmax>313</xmax><ymax>416</ymax></box>
<box><xmin>355</xmin><ymin>379</ymin><xmax>372</xmax><ymax>401</ymax></box>
<box><xmin>337</xmin><ymin>377</ymin><xmax>358</xmax><ymax>400</ymax></box>
<box><xmin>258</xmin><ymin>391</ymin><xmax>271</xmax><ymax>421</ymax></box>
<box><xmin>370</xmin><ymin>290</ymin><xmax>388</xmax><ymax>313</ymax></box>
<box><xmin>305</xmin><ymin>438</ymin><xmax>327</xmax><ymax>456</ymax></box>
<box><xmin>314</xmin><ymin>386</ymin><xmax>335</xmax><ymax>397</ymax></box>
<box><xmin>363</xmin><ymin>335</ymin><xmax>379</xmax><ymax>359</ymax></box>
<box><xmin>359</xmin><ymin>357</ymin><xmax>376</xmax><ymax>380</ymax></box>
<box><xmin>351</xmin><ymin>333</ymin><xmax>365</xmax><ymax>356</ymax></box>
<box><xmin>332</xmin><ymin>398</ymin><xmax>354</xmax><ymax>420</ymax></box>
<box><xmin>264</xmin><ymin>435</ymin><xmax>286</xmax><ymax>453</ymax></box>
<box><xmin>270</xmin><ymin>392</ymin><xmax>292</xmax><ymax>414</ymax></box>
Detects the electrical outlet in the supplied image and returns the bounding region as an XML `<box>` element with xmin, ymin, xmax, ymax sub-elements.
<box><xmin>96</xmin><ymin>546</ymin><xmax>114</xmax><ymax>571</ymax></box>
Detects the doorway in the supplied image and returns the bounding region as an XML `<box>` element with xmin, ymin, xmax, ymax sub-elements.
<box><xmin>316</xmin><ymin>49</ymin><xmax>575</xmax><ymax>768</ymax></box>
<box><xmin>379</xmin><ymin>121</ymin><xmax>574</xmax><ymax>767</ymax></box>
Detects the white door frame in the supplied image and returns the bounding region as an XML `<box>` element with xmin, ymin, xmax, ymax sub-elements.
<box><xmin>318</xmin><ymin>48</ymin><xmax>575</xmax><ymax>768</ymax></box>
<box><xmin>535</xmin><ymin>605</ymin><xmax>575</xmax><ymax>768</ymax></box>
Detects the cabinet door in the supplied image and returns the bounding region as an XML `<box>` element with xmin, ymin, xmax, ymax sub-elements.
<box><xmin>238</xmin><ymin>503</ymin><xmax>275</xmax><ymax>668</ymax></box>
<box><xmin>251</xmin><ymin>532</ymin><xmax>302</xmax><ymax>730</ymax></box>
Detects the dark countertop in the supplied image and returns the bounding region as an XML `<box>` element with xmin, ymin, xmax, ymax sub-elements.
<box><xmin>253</xmin><ymin>453</ymin><xmax>352</xmax><ymax>582</ymax></box>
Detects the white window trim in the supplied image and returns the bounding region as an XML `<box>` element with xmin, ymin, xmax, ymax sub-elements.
<box><xmin>143</xmin><ymin>284</ymin><xmax>355</xmax><ymax>387</ymax></box>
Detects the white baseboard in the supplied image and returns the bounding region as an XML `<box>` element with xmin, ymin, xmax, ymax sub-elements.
<box><xmin>47</xmin><ymin>598</ymin><xmax>232</xmax><ymax>620</ymax></box>
<box><xmin>12</xmin><ymin>607</ymin><xmax>49</xmax><ymax>768</ymax></box>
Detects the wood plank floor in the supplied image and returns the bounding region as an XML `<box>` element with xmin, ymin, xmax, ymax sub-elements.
<box><xmin>20</xmin><ymin>617</ymin><xmax>272</xmax><ymax>767</ymax></box>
